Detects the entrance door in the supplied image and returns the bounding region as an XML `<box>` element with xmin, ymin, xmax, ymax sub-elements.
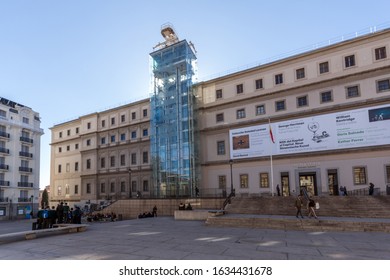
<box><xmin>299</xmin><ymin>172</ymin><xmax>317</xmax><ymax>197</ymax></box>
<box><xmin>327</xmin><ymin>169</ymin><xmax>339</xmax><ymax>195</ymax></box>
<box><xmin>281</xmin><ymin>172</ymin><xmax>290</xmax><ymax>196</ymax></box>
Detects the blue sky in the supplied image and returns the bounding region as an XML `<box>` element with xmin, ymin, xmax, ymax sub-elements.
<box><xmin>0</xmin><ymin>0</ymin><xmax>389</xmax><ymax>188</ymax></box>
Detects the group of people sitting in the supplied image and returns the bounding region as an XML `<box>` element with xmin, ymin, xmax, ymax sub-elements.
<box><xmin>178</xmin><ymin>202</ymin><xmax>192</xmax><ymax>210</ymax></box>
<box><xmin>86</xmin><ymin>212</ymin><xmax>117</xmax><ymax>222</ymax></box>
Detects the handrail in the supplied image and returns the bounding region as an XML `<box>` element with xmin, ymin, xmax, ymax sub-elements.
<box><xmin>223</xmin><ymin>189</ymin><xmax>235</xmax><ymax>210</ymax></box>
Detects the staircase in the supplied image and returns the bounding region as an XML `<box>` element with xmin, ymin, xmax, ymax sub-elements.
<box><xmin>205</xmin><ymin>196</ymin><xmax>390</xmax><ymax>232</ymax></box>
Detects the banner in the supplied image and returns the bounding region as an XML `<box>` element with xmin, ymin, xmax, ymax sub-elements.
<box><xmin>229</xmin><ymin>104</ymin><xmax>390</xmax><ymax>159</ymax></box>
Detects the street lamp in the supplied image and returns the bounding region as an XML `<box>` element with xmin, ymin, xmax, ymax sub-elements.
<box><xmin>128</xmin><ymin>168</ymin><xmax>132</xmax><ymax>198</ymax></box>
<box><xmin>229</xmin><ymin>159</ymin><xmax>234</xmax><ymax>195</ymax></box>
<box><xmin>30</xmin><ymin>195</ymin><xmax>34</xmax><ymax>218</ymax></box>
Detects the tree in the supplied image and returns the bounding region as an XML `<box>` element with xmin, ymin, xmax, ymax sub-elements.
<box><xmin>41</xmin><ymin>189</ymin><xmax>49</xmax><ymax>209</ymax></box>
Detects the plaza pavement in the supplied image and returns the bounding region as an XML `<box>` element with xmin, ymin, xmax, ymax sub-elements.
<box><xmin>1</xmin><ymin>216</ymin><xmax>390</xmax><ymax>260</ymax></box>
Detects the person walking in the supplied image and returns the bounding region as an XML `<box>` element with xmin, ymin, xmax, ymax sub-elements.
<box><xmin>152</xmin><ymin>205</ymin><xmax>158</xmax><ymax>217</ymax></box>
<box><xmin>276</xmin><ymin>184</ymin><xmax>281</xmax><ymax>196</ymax></box>
<box><xmin>295</xmin><ymin>194</ymin><xmax>304</xmax><ymax>218</ymax></box>
<box><xmin>369</xmin><ymin>183</ymin><xmax>374</xmax><ymax>195</ymax></box>
<box><xmin>307</xmin><ymin>197</ymin><xmax>318</xmax><ymax>219</ymax></box>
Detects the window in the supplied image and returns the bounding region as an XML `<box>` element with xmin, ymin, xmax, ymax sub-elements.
<box><xmin>216</xmin><ymin>113</ymin><xmax>224</xmax><ymax>123</ymax></box>
<box><xmin>143</xmin><ymin>129</ymin><xmax>148</xmax><ymax>137</ymax></box>
<box><xmin>319</xmin><ymin>61</ymin><xmax>329</xmax><ymax>74</ymax></box>
<box><xmin>386</xmin><ymin>165</ymin><xmax>390</xmax><ymax>184</ymax></box>
<box><xmin>87</xmin><ymin>122</ymin><xmax>91</xmax><ymax>129</ymax></box>
<box><xmin>143</xmin><ymin>109</ymin><xmax>148</xmax><ymax>117</ymax></box>
<box><xmin>75</xmin><ymin>162</ymin><xmax>79</xmax><ymax>171</ymax></box>
<box><xmin>110</xmin><ymin>156</ymin><xmax>115</xmax><ymax>167</ymax></box>
<box><xmin>131</xmin><ymin>181</ymin><xmax>137</xmax><ymax>192</ymax></box>
<box><xmin>58</xmin><ymin>164</ymin><xmax>62</xmax><ymax>173</ymax></box>
<box><xmin>0</xmin><ymin>110</ymin><xmax>6</xmax><ymax>118</ymax></box>
<box><xmin>86</xmin><ymin>183</ymin><xmax>91</xmax><ymax>194</ymax></box>
<box><xmin>259</xmin><ymin>173</ymin><xmax>269</xmax><ymax>188</ymax></box>
<box><xmin>346</xmin><ymin>85</ymin><xmax>360</xmax><ymax>98</ymax></box>
<box><xmin>240</xmin><ymin>174</ymin><xmax>248</xmax><ymax>188</ymax></box>
<box><xmin>131</xmin><ymin>112</ymin><xmax>136</xmax><ymax>120</ymax></box>
<box><xmin>86</xmin><ymin>139</ymin><xmax>91</xmax><ymax>146</ymax></box>
<box><xmin>100</xmin><ymin>183</ymin><xmax>106</xmax><ymax>193</ymax></box>
<box><xmin>86</xmin><ymin>159</ymin><xmax>91</xmax><ymax>169</ymax></box>
<box><xmin>275</xmin><ymin>100</ymin><xmax>286</xmax><ymax>111</ymax></box>
<box><xmin>353</xmin><ymin>166</ymin><xmax>367</xmax><ymax>185</ymax></box>
<box><xmin>297</xmin><ymin>96</ymin><xmax>308</xmax><ymax>107</ymax></box>
<box><xmin>275</xmin><ymin>73</ymin><xmax>283</xmax><ymax>85</ymax></box>
<box><xmin>111</xmin><ymin>117</ymin><xmax>116</xmax><ymax>125</ymax></box>
<box><xmin>74</xmin><ymin>185</ymin><xmax>79</xmax><ymax>195</ymax></box>
<box><xmin>120</xmin><ymin>181</ymin><xmax>126</xmax><ymax>193</ymax></box>
<box><xmin>101</xmin><ymin>137</ymin><xmax>106</xmax><ymax>145</ymax></box>
<box><xmin>121</xmin><ymin>115</ymin><xmax>125</xmax><ymax>122</ymax></box>
<box><xmin>111</xmin><ymin>135</ymin><xmax>116</xmax><ymax>143</ymax></box>
<box><xmin>101</xmin><ymin>120</ymin><xmax>106</xmax><ymax>127</ymax></box>
<box><xmin>217</xmin><ymin>141</ymin><xmax>225</xmax><ymax>155</ymax></box>
<box><xmin>143</xmin><ymin>180</ymin><xmax>149</xmax><ymax>192</ymax></box>
<box><xmin>59</xmin><ymin>132</ymin><xmax>62</xmax><ymax>138</ymax></box>
<box><xmin>67</xmin><ymin>129</ymin><xmax>70</xmax><ymax>136</ymax></box>
<box><xmin>58</xmin><ymin>147</ymin><xmax>62</xmax><ymax>153</ymax></box>
<box><xmin>23</xmin><ymin>117</ymin><xmax>29</xmax><ymax>124</ymax></box>
<box><xmin>236</xmin><ymin>84</ymin><xmax>244</xmax><ymax>94</ymax></box>
<box><xmin>120</xmin><ymin>154</ymin><xmax>126</xmax><ymax>166</ymax></box>
<box><xmin>120</xmin><ymin>133</ymin><xmax>126</xmax><ymax>141</ymax></box>
<box><xmin>131</xmin><ymin>131</ymin><xmax>137</xmax><ymax>139</ymax></box>
<box><xmin>216</xmin><ymin>89</ymin><xmax>223</xmax><ymax>99</ymax></box>
<box><xmin>110</xmin><ymin>182</ymin><xmax>115</xmax><ymax>193</ymax></box>
<box><xmin>296</xmin><ymin>68</ymin><xmax>305</xmax><ymax>79</ymax></box>
<box><xmin>255</xmin><ymin>79</ymin><xmax>263</xmax><ymax>89</ymax></box>
<box><xmin>75</xmin><ymin>143</ymin><xmax>79</xmax><ymax>150</ymax></box>
<box><xmin>76</xmin><ymin>127</ymin><xmax>79</xmax><ymax>134</ymax></box>
<box><xmin>375</xmin><ymin>47</ymin><xmax>387</xmax><ymax>60</ymax></box>
<box><xmin>131</xmin><ymin>153</ymin><xmax>136</xmax><ymax>165</ymax></box>
<box><xmin>377</xmin><ymin>79</ymin><xmax>390</xmax><ymax>92</ymax></box>
<box><xmin>344</xmin><ymin>55</ymin><xmax>356</xmax><ymax>68</ymax></box>
<box><xmin>66</xmin><ymin>145</ymin><xmax>70</xmax><ymax>151</ymax></box>
<box><xmin>218</xmin><ymin>175</ymin><xmax>226</xmax><ymax>189</ymax></box>
<box><xmin>236</xmin><ymin>109</ymin><xmax>246</xmax><ymax>119</ymax></box>
<box><xmin>143</xmin><ymin>151</ymin><xmax>148</xmax><ymax>164</ymax></box>
<box><xmin>100</xmin><ymin>158</ymin><xmax>105</xmax><ymax>168</ymax></box>
<box><xmin>320</xmin><ymin>90</ymin><xmax>333</xmax><ymax>103</ymax></box>
<box><xmin>256</xmin><ymin>104</ymin><xmax>265</xmax><ymax>115</ymax></box>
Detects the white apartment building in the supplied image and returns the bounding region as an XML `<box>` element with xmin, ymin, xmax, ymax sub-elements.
<box><xmin>0</xmin><ymin>97</ymin><xmax>43</xmax><ymax>220</ymax></box>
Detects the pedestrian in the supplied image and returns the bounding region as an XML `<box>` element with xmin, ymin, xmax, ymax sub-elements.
<box><xmin>307</xmin><ymin>197</ymin><xmax>318</xmax><ymax>219</ymax></box>
<box><xmin>294</xmin><ymin>194</ymin><xmax>304</xmax><ymax>218</ymax></box>
<box><xmin>343</xmin><ymin>186</ymin><xmax>348</xmax><ymax>196</ymax></box>
<box><xmin>369</xmin><ymin>182</ymin><xmax>374</xmax><ymax>195</ymax></box>
<box><xmin>276</xmin><ymin>184</ymin><xmax>281</xmax><ymax>196</ymax></box>
<box><xmin>152</xmin><ymin>205</ymin><xmax>157</xmax><ymax>217</ymax></box>
<box><xmin>56</xmin><ymin>202</ymin><xmax>64</xmax><ymax>224</ymax></box>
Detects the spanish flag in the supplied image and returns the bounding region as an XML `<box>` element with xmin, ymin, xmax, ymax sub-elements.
<box><xmin>269</xmin><ymin>125</ymin><xmax>275</xmax><ymax>143</ymax></box>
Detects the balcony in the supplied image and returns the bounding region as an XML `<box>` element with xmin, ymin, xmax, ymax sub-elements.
<box><xmin>0</xmin><ymin>131</ymin><xmax>10</xmax><ymax>139</ymax></box>
<box><xmin>18</xmin><ymin>182</ymin><xmax>33</xmax><ymax>188</ymax></box>
<box><xmin>20</xmin><ymin>136</ymin><xmax>34</xmax><ymax>144</ymax></box>
<box><xmin>0</xmin><ymin>147</ymin><xmax>10</xmax><ymax>155</ymax></box>
<box><xmin>19</xmin><ymin>166</ymin><xmax>33</xmax><ymax>173</ymax></box>
<box><xmin>0</xmin><ymin>164</ymin><xmax>9</xmax><ymax>171</ymax></box>
<box><xmin>0</xmin><ymin>197</ymin><xmax>9</xmax><ymax>202</ymax></box>
<box><xmin>0</xmin><ymin>180</ymin><xmax>10</xmax><ymax>186</ymax></box>
<box><xmin>19</xmin><ymin>151</ymin><xmax>33</xmax><ymax>158</ymax></box>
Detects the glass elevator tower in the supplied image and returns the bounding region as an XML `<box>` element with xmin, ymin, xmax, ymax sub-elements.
<box><xmin>150</xmin><ymin>24</ymin><xmax>198</xmax><ymax>198</ymax></box>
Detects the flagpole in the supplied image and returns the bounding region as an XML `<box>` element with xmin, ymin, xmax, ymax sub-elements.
<box><xmin>269</xmin><ymin>118</ymin><xmax>274</xmax><ymax>196</ymax></box>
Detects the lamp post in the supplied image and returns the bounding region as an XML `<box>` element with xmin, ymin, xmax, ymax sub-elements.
<box><xmin>229</xmin><ymin>159</ymin><xmax>233</xmax><ymax>195</ymax></box>
<box><xmin>128</xmin><ymin>168</ymin><xmax>132</xmax><ymax>198</ymax></box>
<box><xmin>30</xmin><ymin>195</ymin><xmax>34</xmax><ymax>218</ymax></box>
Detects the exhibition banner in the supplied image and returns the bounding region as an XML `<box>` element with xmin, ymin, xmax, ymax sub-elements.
<box><xmin>229</xmin><ymin>104</ymin><xmax>390</xmax><ymax>159</ymax></box>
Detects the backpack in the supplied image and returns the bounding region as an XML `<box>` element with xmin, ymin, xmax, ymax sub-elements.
<box><xmin>42</xmin><ymin>210</ymin><xmax>49</xmax><ymax>219</ymax></box>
